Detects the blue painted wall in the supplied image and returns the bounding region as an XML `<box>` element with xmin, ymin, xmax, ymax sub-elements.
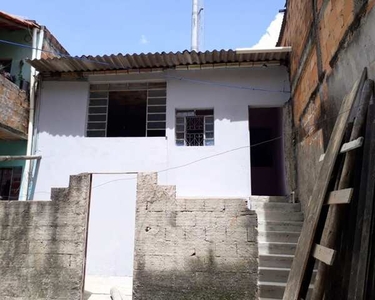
<box><xmin>0</xmin><ymin>29</ymin><xmax>32</xmax><ymax>85</ymax></box>
<box><xmin>0</xmin><ymin>141</ymin><xmax>27</xmax><ymax>168</ymax></box>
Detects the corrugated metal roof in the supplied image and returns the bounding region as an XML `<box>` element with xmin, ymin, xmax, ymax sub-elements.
<box><xmin>0</xmin><ymin>11</ymin><xmax>40</xmax><ymax>29</ymax></box>
<box><xmin>27</xmin><ymin>47</ymin><xmax>291</xmax><ymax>74</ymax></box>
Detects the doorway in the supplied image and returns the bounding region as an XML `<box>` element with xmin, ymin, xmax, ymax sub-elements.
<box><xmin>249</xmin><ymin>107</ymin><xmax>286</xmax><ymax>196</ymax></box>
<box><xmin>84</xmin><ymin>174</ymin><xmax>136</xmax><ymax>299</ymax></box>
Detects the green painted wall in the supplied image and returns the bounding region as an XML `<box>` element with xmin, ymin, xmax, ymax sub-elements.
<box><xmin>0</xmin><ymin>29</ymin><xmax>32</xmax><ymax>86</ymax></box>
<box><xmin>0</xmin><ymin>141</ymin><xmax>27</xmax><ymax>168</ymax></box>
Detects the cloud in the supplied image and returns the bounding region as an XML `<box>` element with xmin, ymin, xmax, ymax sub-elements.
<box><xmin>140</xmin><ymin>35</ymin><xmax>149</xmax><ymax>45</ymax></box>
<box><xmin>252</xmin><ymin>13</ymin><xmax>284</xmax><ymax>49</ymax></box>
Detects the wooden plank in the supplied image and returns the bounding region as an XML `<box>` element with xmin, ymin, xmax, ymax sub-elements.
<box><xmin>312</xmin><ymin>79</ymin><xmax>373</xmax><ymax>300</ymax></box>
<box><xmin>312</xmin><ymin>244</ymin><xmax>337</xmax><ymax>265</ymax></box>
<box><xmin>325</xmin><ymin>188</ymin><xmax>353</xmax><ymax>205</ymax></box>
<box><xmin>319</xmin><ymin>137</ymin><xmax>364</xmax><ymax>162</ymax></box>
<box><xmin>353</xmin><ymin>97</ymin><xmax>375</xmax><ymax>299</ymax></box>
<box><xmin>283</xmin><ymin>70</ymin><xmax>366</xmax><ymax>300</ymax></box>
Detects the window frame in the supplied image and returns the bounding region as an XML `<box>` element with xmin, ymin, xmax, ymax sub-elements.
<box><xmin>175</xmin><ymin>109</ymin><xmax>215</xmax><ymax>147</ymax></box>
<box><xmin>86</xmin><ymin>82</ymin><xmax>166</xmax><ymax>138</ymax></box>
<box><xmin>0</xmin><ymin>166</ymin><xmax>22</xmax><ymax>201</ymax></box>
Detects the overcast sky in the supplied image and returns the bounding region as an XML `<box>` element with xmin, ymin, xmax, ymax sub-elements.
<box><xmin>2</xmin><ymin>0</ymin><xmax>285</xmax><ymax>56</ymax></box>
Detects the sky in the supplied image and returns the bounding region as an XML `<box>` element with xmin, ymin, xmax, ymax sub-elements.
<box><xmin>2</xmin><ymin>0</ymin><xmax>285</xmax><ymax>56</ymax></box>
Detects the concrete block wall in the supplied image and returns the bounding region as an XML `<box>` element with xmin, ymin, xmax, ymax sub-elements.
<box><xmin>0</xmin><ymin>174</ymin><xmax>91</xmax><ymax>300</ymax></box>
<box><xmin>0</xmin><ymin>74</ymin><xmax>28</xmax><ymax>139</ymax></box>
<box><xmin>133</xmin><ymin>173</ymin><xmax>258</xmax><ymax>300</ymax></box>
<box><xmin>278</xmin><ymin>0</ymin><xmax>375</xmax><ymax>211</ymax></box>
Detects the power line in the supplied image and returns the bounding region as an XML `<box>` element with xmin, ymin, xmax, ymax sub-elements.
<box><xmin>86</xmin><ymin>101</ymin><xmax>364</xmax><ymax>190</ymax></box>
<box><xmin>0</xmin><ymin>39</ymin><xmax>111</xmax><ymax>66</ymax></box>
<box><xmin>1</xmin><ymin>40</ymin><xmax>360</xmax><ymax>192</ymax></box>
<box><xmin>32</xmin><ymin>100</ymin><xmax>363</xmax><ymax>194</ymax></box>
<box><xmin>164</xmin><ymin>75</ymin><xmax>290</xmax><ymax>93</ymax></box>
<box><xmin>0</xmin><ymin>38</ymin><xmax>290</xmax><ymax>94</ymax></box>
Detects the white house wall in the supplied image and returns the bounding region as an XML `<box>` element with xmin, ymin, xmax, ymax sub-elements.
<box><xmin>33</xmin><ymin>66</ymin><xmax>289</xmax><ymax>277</ymax></box>
<box><xmin>164</xmin><ymin>67</ymin><xmax>289</xmax><ymax>197</ymax></box>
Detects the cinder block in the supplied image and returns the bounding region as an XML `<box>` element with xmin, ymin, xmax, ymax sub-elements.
<box><xmin>134</xmin><ymin>180</ymin><xmax>259</xmax><ymax>299</ymax></box>
<box><xmin>175</xmin><ymin>212</ymin><xmax>196</xmax><ymax>227</ymax></box>
<box><xmin>204</xmin><ymin>225</ymin><xmax>226</xmax><ymax>243</ymax></box>
<box><xmin>204</xmin><ymin>199</ymin><xmax>225</xmax><ymax>212</ymax></box>
<box><xmin>215</xmin><ymin>242</ymin><xmax>237</xmax><ymax>258</ymax></box>
<box><xmin>0</xmin><ymin>174</ymin><xmax>90</xmax><ymax>299</ymax></box>
<box><xmin>184</xmin><ymin>199</ymin><xmax>205</xmax><ymax>211</ymax></box>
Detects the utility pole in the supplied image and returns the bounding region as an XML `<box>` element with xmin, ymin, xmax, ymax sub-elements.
<box><xmin>191</xmin><ymin>0</ymin><xmax>200</xmax><ymax>51</ymax></box>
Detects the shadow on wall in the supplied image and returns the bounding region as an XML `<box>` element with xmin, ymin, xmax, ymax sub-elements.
<box><xmin>133</xmin><ymin>173</ymin><xmax>259</xmax><ymax>300</ymax></box>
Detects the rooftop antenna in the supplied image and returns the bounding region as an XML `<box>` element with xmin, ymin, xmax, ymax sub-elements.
<box><xmin>191</xmin><ymin>0</ymin><xmax>204</xmax><ymax>51</ymax></box>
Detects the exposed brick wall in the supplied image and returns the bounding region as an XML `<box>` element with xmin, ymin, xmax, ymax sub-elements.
<box><xmin>281</xmin><ymin>0</ymin><xmax>314</xmax><ymax>79</ymax></box>
<box><xmin>279</xmin><ymin>0</ymin><xmax>375</xmax><ymax>210</ymax></box>
<box><xmin>0</xmin><ymin>174</ymin><xmax>91</xmax><ymax>300</ymax></box>
<box><xmin>0</xmin><ymin>74</ymin><xmax>28</xmax><ymax>139</ymax></box>
<box><xmin>133</xmin><ymin>173</ymin><xmax>258</xmax><ymax>300</ymax></box>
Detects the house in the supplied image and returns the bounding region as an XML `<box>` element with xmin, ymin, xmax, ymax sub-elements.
<box><xmin>0</xmin><ymin>0</ymin><xmax>373</xmax><ymax>298</ymax></box>
<box><xmin>0</xmin><ymin>11</ymin><xmax>68</xmax><ymax>201</ymax></box>
<box><xmin>25</xmin><ymin>48</ymin><xmax>291</xmax><ymax>298</ymax></box>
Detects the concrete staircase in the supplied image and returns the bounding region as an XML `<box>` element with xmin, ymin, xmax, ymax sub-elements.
<box><xmin>250</xmin><ymin>195</ymin><xmax>314</xmax><ymax>300</ymax></box>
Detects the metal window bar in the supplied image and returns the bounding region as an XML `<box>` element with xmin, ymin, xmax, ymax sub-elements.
<box><xmin>87</xmin><ymin>83</ymin><xmax>167</xmax><ymax>137</ymax></box>
<box><xmin>86</xmin><ymin>91</ymin><xmax>109</xmax><ymax>137</ymax></box>
<box><xmin>146</xmin><ymin>88</ymin><xmax>167</xmax><ymax>136</ymax></box>
<box><xmin>175</xmin><ymin>110</ymin><xmax>214</xmax><ymax>146</ymax></box>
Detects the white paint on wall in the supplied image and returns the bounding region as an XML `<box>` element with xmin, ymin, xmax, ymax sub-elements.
<box><xmin>34</xmin><ymin>67</ymin><xmax>289</xmax><ymax>277</ymax></box>
<box><xmin>86</xmin><ymin>174</ymin><xmax>136</xmax><ymax>277</ymax></box>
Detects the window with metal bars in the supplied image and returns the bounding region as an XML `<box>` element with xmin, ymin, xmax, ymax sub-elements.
<box><xmin>0</xmin><ymin>167</ymin><xmax>22</xmax><ymax>200</ymax></box>
<box><xmin>86</xmin><ymin>82</ymin><xmax>166</xmax><ymax>137</ymax></box>
<box><xmin>175</xmin><ymin>109</ymin><xmax>214</xmax><ymax>146</ymax></box>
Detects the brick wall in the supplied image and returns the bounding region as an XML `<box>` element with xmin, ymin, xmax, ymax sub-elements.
<box><xmin>279</xmin><ymin>0</ymin><xmax>375</xmax><ymax>210</ymax></box>
<box><xmin>133</xmin><ymin>173</ymin><xmax>258</xmax><ymax>300</ymax></box>
<box><xmin>0</xmin><ymin>174</ymin><xmax>91</xmax><ymax>300</ymax></box>
<box><xmin>0</xmin><ymin>74</ymin><xmax>28</xmax><ymax>139</ymax></box>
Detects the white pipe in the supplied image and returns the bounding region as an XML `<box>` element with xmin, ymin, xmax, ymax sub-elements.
<box><xmin>235</xmin><ymin>46</ymin><xmax>292</xmax><ymax>54</ymax></box>
<box><xmin>36</xmin><ymin>26</ymin><xmax>44</xmax><ymax>60</ymax></box>
<box><xmin>191</xmin><ymin>0</ymin><xmax>199</xmax><ymax>51</ymax></box>
<box><xmin>19</xmin><ymin>27</ymin><xmax>43</xmax><ymax>200</ymax></box>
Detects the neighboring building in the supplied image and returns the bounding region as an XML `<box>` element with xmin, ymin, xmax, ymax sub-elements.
<box><xmin>278</xmin><ymin>0</ymin><xmax>375</xmax><ymax>212</ymax></box>
<box><xmin>0</xmin><ymin>11</ymin><xmax>68</xmax><ymax>200</ymax></box>
<box><xmin>26</xmin><ymin>48</ymin><xmax>290</xmax><ymax>295</ymax></box>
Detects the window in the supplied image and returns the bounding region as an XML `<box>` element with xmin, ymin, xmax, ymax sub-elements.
<box><xmin>0</xmin><ymin>59</ymin><xmax>12</xmax><ymax>73</ymax></box>
<box><xmin>86</xmin><ymin>82</ymin><xmax>166</xmax><ymax>137</ymax></box>
<box><xmin>176</xmin><ymin>109</ymin><xmax>214</xmax><ymax>146</ymax></box>
<box><xmin>0</xmin><ymin>167</ymin><xmax>22</xmax><ymax>200</ymax></box>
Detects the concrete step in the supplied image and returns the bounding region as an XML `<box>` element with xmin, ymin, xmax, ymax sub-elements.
<box><xmin>259</xmin><ymin>254</ymin><xmax>294</xmax><ymax>268</ymax></box>
<box><xmin>249</xmin><ymin>195</ymin><xmax>289</xmax><ymax>203</ymax></box>
<box><xmin>251</xmin><ymin>202</ymin><xmax>301</xmax><ymax>212</ymax></box>
<box><xmin>259</xmin><ymin>282</ymin><xmax>312</xmax><ymax>299</ymax></box>
<box><xmin>257</xmin><ymin>221</ymin><xmax>303</xmax><ymax>232</ymax></box>
<box><xmin>259</xmin><ymin>242</ymin><xmax>297</xmax><ymax>255</ymax></box>
<box><xmin>259</xmin><ymin>267</ymin><xmax>317</xmax><ymax>283</ymax></box>
<box><xmin>257</xmin><ymin>211</ymin><xmax>304</xmax><ymax>222</ymax></box>
<box><xmin>258</xmin><ymin>231</ymin><xmax>300</xmax><ymax>243</ymax></box>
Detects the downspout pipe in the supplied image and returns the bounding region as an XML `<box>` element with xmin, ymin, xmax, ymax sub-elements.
<box><xmin>19</xmin><ymin>26</ymin><xmax>44</xmax><ymax>200</ymax></box>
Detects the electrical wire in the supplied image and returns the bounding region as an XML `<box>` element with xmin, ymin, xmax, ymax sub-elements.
<box><xmin>0</xmin><ymin>38</ymin><xmax>290</xmax><ymax>94</ymax></box>
<box><xmin>0</xmin><ymin>39</ymin><xmax>111</xmax><ymax>66</ymax></box>
<box><xmin>85</xmin><ymin>100</ymin><xmax>363</xmax><ymax>190</ymax></box>
<box><xmin>31</xmin><ymin>98</ymin><xmax>365</xmax><ymax>195</ymax></box>
<box><xmin>2</xmin><ymin>39</ymin><xmax>359</xmax><ymax>193</ymax></box>
<box><xmin>164</xmin><ymin>75</ymin><xmax>290</xmax><ymax>93</ymax></box>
